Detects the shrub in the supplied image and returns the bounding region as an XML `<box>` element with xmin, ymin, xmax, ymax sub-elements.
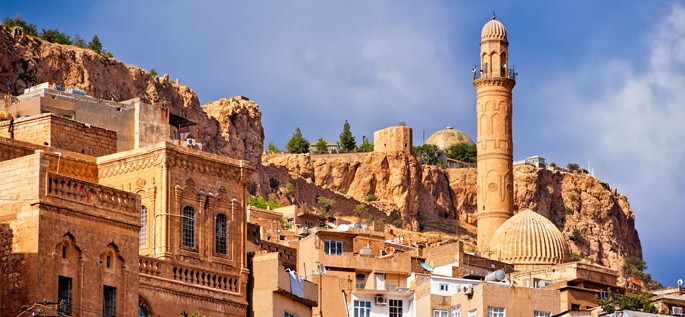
<box><xmin>285</xmin><ymin>183</ymin><xmax>294</xmax><ymax>193</ymax></box>
<box><xmin>355</xmin><ymin>203</ymin><xmax>367</xmax><ymax>214</ymax></box>
<box><xmin>570</xmin><ymin>228</ymin><xmax>581</xmax><ymax>242</ymax></box>
<box><xmin>40</xmin><ymin>28</ymin><xmax>72</xmax><ymax>45</ymax></box>
<box><xmin>567</xmin><ymin>163</ymin><xmax>580</xmax><ymax>172</ymax></box>
<box><xmin>2</xmin><ymin>17</ymin><xmax>38</xmax><ymax>36</ymax></box>
<box><xmin>150</xmin><ymin>68</ymin><xmax>158</xmax><ymax>77</ymax></box>
<box><xmin>570</xmin><ymin>252</ymin><xmax>582</xmax><ymax>261</ymax></box>
<box><xmin>364</xmin><ymin>194</ymin><xmax>377</xmax><ymax>202</ymax></box>
<box><xmin>392</xmin><ymin>219</ymin><xmax>403</xmax><ymax>228</ymax></box>
<box><xmin>316</xmin><ymin>195</ymin><xmax>335</xmax><ymax>213</ymax></box>
<box><xmin>565</xmin><ymin>206</ymin><xmax>573</xmax><ymax>214</ymax></box>
<box><xmin>247</xmin><ymin>195</ymin><xmax>282</xmax><ymax>210</ymax></box>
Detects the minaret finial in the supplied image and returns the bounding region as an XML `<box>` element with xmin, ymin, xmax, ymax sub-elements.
<box><xmin>492</xmin><ymin>11</ymin><xmax>496</xmax><ymax>20</ymax></box>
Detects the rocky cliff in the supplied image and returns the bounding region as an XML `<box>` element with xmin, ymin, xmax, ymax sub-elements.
<box><xmin>263</xmin><ymin>152</ymin><xmax>642</xmax><ymax>273</ymax></box>
<box><xmin>0</xmin><ymin>25</ymin><xmax>261</xmax><ymax>163</ymax></box>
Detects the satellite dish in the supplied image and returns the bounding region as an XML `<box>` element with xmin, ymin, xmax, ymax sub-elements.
<box><xmin>337</xmin><ymin>224</ymin><xmax>349</xmax><ymax>232</ymax></box>
<box><xmin>678</xmin><ymin>279</ymin><xmax>683</xmax><ymax>287</ymax></box>
<box><xmin>420</xmin><ymin>263</ymin><xmax>433</xmax><ymax>272</ymax></box>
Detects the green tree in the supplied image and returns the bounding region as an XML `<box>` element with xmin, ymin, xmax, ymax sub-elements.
<box><xmin>623</xmin><ymin>256</ymin><xmax>662</xmax><ymax>289</ymax></box>
<box><xmin>567</xmin><ymin>163</ymin><xmax>580</xmax><ymax>172</ymax></box>
<box><xmin>446</xmin><ymin>143</ymin><xmax>477</xmax><ymax>163</ymax></box>
<box><xmin>2</xmin><ymin>17</ymin><xmax>38</xmax><ymax>36</ymax></box>
<box><xmin>88</xmin><ymin>34</ymin><xmax>103</xmax><ymax>53</ymax></box>
<box><xmin>40</xmin><ymin>28</ymin><xmax>72</xmax><ymax>44</ymax></box>
<box><xmin>316</xmin><ymin>195</ymin><xmax>335</xmax><ymax>214</ymax></box>
<box><xmin>356</xmin><ymin>137</ymin><xmax>373</xmax><ymax>152</ymax></box>
<box><xmin>339</xmin><ymin>120</ymin><xmax>356</xmax><ymax>152</ymax></box>
<box><xmin>414</xmin><ymin>144</ymin><xmax>444</xmax><ymax>167</ymax></box>
<box><xmin>180</xmin><ymin>310</ymin><xmax>211</xmax><ymax>317</ymax></box>
<box><xmin>597</xmin><ymin>290</ymin><xmax>658</xmax><ymax>314</ymax></box>
<box><xmin>314</xmin><ymin>138</ymin><xmax>329</xmax><ymax>154</ymax></box>
<box><xmin>72</xmin><ymin>34</ymin><xmax>87</xmax><ymax>48</ymax></box>
<box><xmin>266</xmin><ymin>141</ymin><xmax>281</xmax><ymax>153</ymax></box>
<box><xmin>150</xmin><ymin>68</ymin><xmax>158</xmax><ymax>77</ymax></box>
<box><xmin>285</xmin><ymin>127</ymin><xmax>310</xmax><ymax>154</ymax></box>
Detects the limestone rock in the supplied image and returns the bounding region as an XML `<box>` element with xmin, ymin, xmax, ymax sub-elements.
<box><xmin>203</xmin><ymin>97</ymin><xmax>264</xmax><ymax>164</ymax></box>
<box><xmin>0</xmin><ymin>25</ymin><xmax>263</xmax><ymax>162</ymax></box>
<box><xmin>264</xmin><ymin>153</ymin><xmax>642</xmax><ymax>274</ymax></box>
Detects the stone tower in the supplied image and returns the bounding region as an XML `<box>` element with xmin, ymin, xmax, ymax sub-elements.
<box><xmin>473</xmin><ymin>16</ymin><xmax>516</xmax><ymax>253</ymax></box>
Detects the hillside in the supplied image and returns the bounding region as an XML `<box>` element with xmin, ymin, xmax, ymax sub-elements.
<box><xmin>0</xmin><ymin>24</ymin><xmax>642</xmax><ymax>276</ymax></box>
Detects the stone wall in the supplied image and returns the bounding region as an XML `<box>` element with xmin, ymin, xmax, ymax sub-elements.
<box><xmin>373</xmin><ymin>125</ymin><xmax>412</xmax><ymax>154</ymax></box>
<box><xmin>0</xmin><ymin>113</ymin><xmax>117</xmax><ymax>156</ymax></box>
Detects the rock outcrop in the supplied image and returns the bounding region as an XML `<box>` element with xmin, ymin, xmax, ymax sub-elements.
<box><xmin>263</xmin><ymin>153</ymin><xmax>642</xmax><ymax>273</ymax></box>
<box><xmin>0</xmin><ymin>25</ymin><xmax>262</xmax><ymax>163</ymax></box>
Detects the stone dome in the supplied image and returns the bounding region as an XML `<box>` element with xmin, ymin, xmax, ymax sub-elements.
<box><xmin>424</xmin><ymin>126</ymin><xmax>474</xmax><ymax>150</ymax></box>
<box><xmin>481</xmin><ymin>18</ymin><xmax>507</xmax><ymax>40</ymax></box>
<box><xmin>488</xmin><ymin>209</ymin><xmax>569</xmax><ymax>269</ymax></box>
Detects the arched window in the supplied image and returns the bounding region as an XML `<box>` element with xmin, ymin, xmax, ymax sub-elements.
<box><xmin>215</xmin><ymin>214</ymin><xmax>227</xmax><ymax>255</ymax></box>
<box><xmin>139</xmin><ymin>206</ymin><xmax>147</xmax><ymax>246</ymax></box>
<box><xmin>182</xmin><ymin>206</ymin><xmax>195</xmax><ymax>248</ymax></box>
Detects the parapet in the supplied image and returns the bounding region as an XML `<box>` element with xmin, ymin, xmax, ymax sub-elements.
<box><xmin>373</xmin><ymin>125</ymin><xmax>413</xmax><ymax>154</ymax></box>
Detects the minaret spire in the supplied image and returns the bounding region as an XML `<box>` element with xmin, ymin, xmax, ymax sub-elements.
<box><xmin>474</xmin><ymin>16</ymin><xmax>515</xmax><ymax>254</ymax></box>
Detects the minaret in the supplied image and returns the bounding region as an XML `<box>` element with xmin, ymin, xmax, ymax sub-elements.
<box><xmin>474</xmin><ymin>15</ymin><xmax>515</xmax><ymax>254</ymax></box>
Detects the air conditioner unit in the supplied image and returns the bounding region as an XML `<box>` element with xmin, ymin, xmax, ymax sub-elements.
<box><xmin>186</xmin><ymin>138</ymin><xmax>196</xmax><ymax>146</ymax></box>
<box><xmin>461</xmin><ymin>284</ymin><xmax>473</xmax><ymax>295</ymax></box>
<box><xmin>672</xmin><ymin>306</ymin><xmax>683</xmax><ymax>316</ymax></box>
<box><xmin>375</xmin><ymin>295</ymin><xmax>387</xmax><ymax>305</ymax></box>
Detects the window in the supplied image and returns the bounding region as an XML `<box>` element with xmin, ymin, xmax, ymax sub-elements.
<box><xmin>439</xmin><ymin>283</ymin><xmax>449</xmax><ymax>291</ymax></box>
<box><xmin>284</xmin><ymin>312</ymin><xmax>296</xmax><ymax>317</ymax></box>
<box><xmin>534</xmin><ymin>311</ymin><xmax>551</xmax><ymax>317</ymax></box>
<box><xmin>139</xmin><ymin>206</ymin><xmax>147</xmax><ymax>246</ymax></box>
<box><xmin>389</xmin><ymin>299</ymin><xmax>403</xmax><ymax>317</ymax></box>
<box><xmin>468</xmin><ymin>309</ymin><xmax>477</xmax><ymax>317</ymax></box>
<box><xmin>353</xmin><ymin>300</ymin><xmax>371</xmax><ymax>317</ymax></box>
<box><xmin>62</xmin><ymin>244</ymin><xmax>68</xmax><ymax>259</ymax></box>
<box><xmin>355</xmin><ymin>273</ymin><xmax>366</xmax><ymax>289</ymax></box>
<box><xmin>304</xmin><ymin>220</ymin><xmax>314</xmax><ymax>228</ymax></box>
<box><xmin>451</xmin><ymin>306</ymin><xmax>461</xmax><ymax>317</ymax></box>
<box><xmin>324</xmin><ymin>240</ymin><xmax>343</xmax><ymax>255</ymax></box>
<box><xmin>182</xmin><ymin>206</ymin><xmax>195</xmax><ymax>248</ymax></box>
<box><xmin>215</xmin><ymin>214</ymin><xmax>227</xmax><ymax>255</ymax></box>
<box><xmin>58</xmin><ymin>276</ymin><xmax>72</xmax><ymax>316</ymax></box>
<box><xmin>434</xmin><ymin>310</ymin><xmax>448</xmax><ymax>317</ymax></box>
<box><xmin>103</xmin><ymin>286</ymin><xmax>116</xmax><ymax>317</ymax></box>
<box><xmin>599</xmin><ymin>291</ymin><xmax>610</xmax><ymax>300</ymax></box>
<box><xmin>106</xmin><ymin>254</ymin><xmax>112</xmax><ymax>269</ymax></box>
<box><xmin>488</xmin><ymin>306</ymin><xmax>505</xmax><ymax>317</ymax></box>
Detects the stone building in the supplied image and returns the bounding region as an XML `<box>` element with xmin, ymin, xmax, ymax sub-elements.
<box><xmin>424</xmin><ymin>126</ymin><xmax>474</xmax><ymax>150</ymax></box>
<box><xmin>0</xmin><ymin>85</ymin><xmax>252</xmax><ymax>316</ymax></box>
<box><xmin>474</xmin><ymin>16</ymin><xmax>516</xmax><ymax>254</ymax></box>
<box><xmin>373</xmin><ymin>125</ymin><xmax>413</xmax><ymax>154</ymax></box>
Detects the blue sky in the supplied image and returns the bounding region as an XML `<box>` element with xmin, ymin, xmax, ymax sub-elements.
<box><xmin>3</xmin><ymin>1</ymin><xmax>684</xmax><ymax>285</ymax></box>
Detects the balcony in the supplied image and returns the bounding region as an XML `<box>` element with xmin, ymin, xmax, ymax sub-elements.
<box><xmin>277</xmin><ymin>269</ymin><xmax>318</xmax><ymax>306</ymax></box>
<box><xmin>139</xmin><ymin>256</ymin><xmax>242</xmax><ymax>294</ymax></box>
<box><xmin>319</xmin><ymin>252</ymin><xmax>413</xmax><ymax>274</ymax></box>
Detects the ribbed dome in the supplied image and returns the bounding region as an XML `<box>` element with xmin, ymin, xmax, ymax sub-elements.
<box><xmin>481</xmin><ymin>18</ymin><xmax>507</xmax><ymax>40</ymax></box>
<box><xmin>488</xmin><ymin>209</ymin><xmax>569</xmax><ymax>269</ymax></box>
<box><xmin>424</xmin><ymin>126</ymin><xmax>474</xmax><ymax>150</ymax></box>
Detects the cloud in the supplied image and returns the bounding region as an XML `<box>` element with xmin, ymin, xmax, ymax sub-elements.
<box><xmin>539</xmin><ymin>4</ymin><xmax>685</xmax><ymax>281</ymax></box>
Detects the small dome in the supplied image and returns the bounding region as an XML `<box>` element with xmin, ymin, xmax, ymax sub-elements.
<box><xmin>481</xmin><ymin>18</ymin><xmax>507</xmax><ymax>40</ymax></box>
<box><xmin>424</xmin><ymin>126</ymin><xmax>475</xmax><ymax>150</ymax></box>
<box><xmin>488</xmin><ymin>209</ymin><xmax>569</xmax><ymax>269</ymax></box>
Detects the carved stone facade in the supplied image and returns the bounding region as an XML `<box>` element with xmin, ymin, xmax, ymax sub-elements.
<box><xmin>0</xmin><ymin>105</ymin><xmax>252</xmax><ymax>316</ymax></box>
<box><xmin>474</xmin><ymin>17</ymin><xmax>516</xmax><ymax>253</ymax></box>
